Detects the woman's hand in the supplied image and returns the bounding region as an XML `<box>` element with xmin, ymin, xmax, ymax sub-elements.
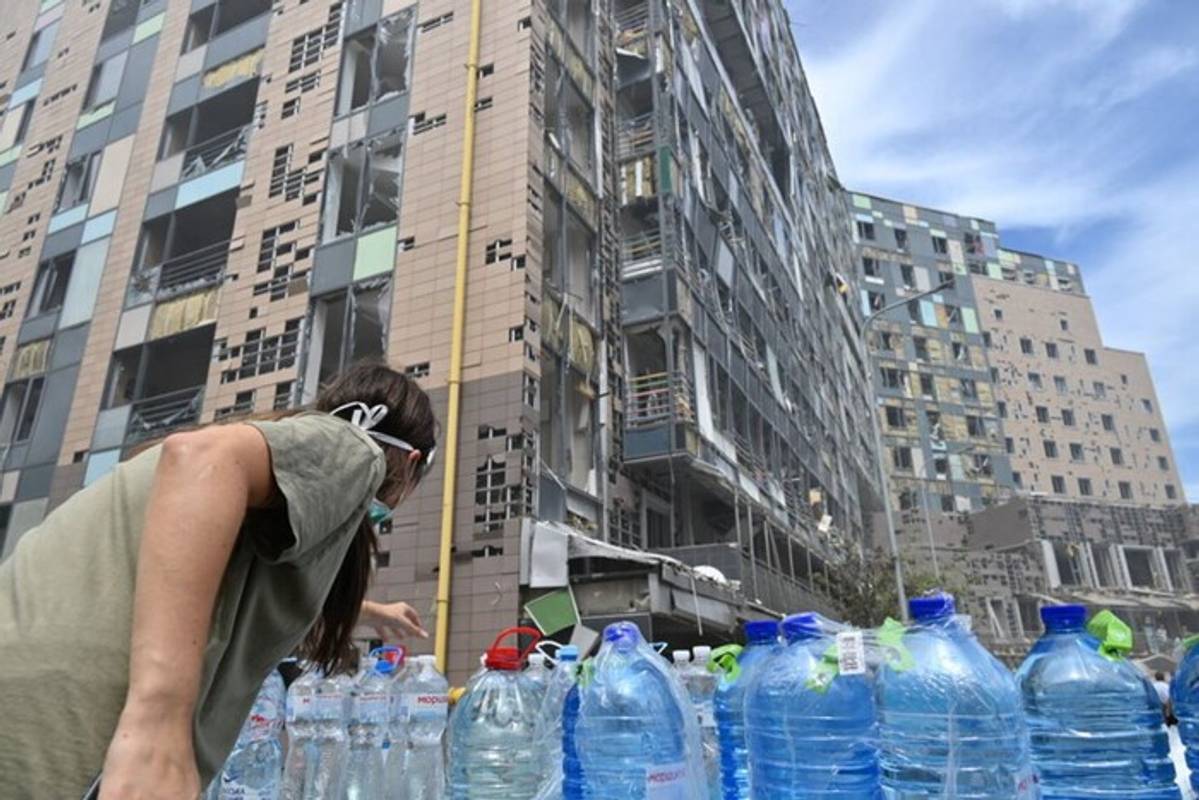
<box><xmin>99</xmin><ymin>702</ymin><xmax>200</xmax><ymax>800</ymax></box>
<box><xmin>362</xmin><ymin>599</ymin><xmax>429</xmax><ymax>641</ymax></box>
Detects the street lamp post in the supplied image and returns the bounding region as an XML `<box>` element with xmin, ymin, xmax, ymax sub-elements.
<box><xmin>861</xmin><ymin>279</ymin><xmax>954</xmax><ymax>622</ymax></box>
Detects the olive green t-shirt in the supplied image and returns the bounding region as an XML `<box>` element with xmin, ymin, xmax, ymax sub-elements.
<box><xmin>0</xmin><ymin>413</ymin><xmax>384</xmax><ymax>799</ymax></box>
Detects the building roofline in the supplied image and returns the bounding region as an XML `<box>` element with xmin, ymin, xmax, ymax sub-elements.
<box><xmin>846</xmin><ymin>189</ymin><xmax>996</xmax><ymax>227</ymax></box>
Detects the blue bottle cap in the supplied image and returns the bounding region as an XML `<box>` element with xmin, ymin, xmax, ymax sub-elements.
<box><xmin>558</xmin><ymin>645</ymin><xmax>580</xmax><ymax>662</ymax></box>
<box><xmin>1040</xmin><ymin>604</ymin><xmax>1086</xmax><ymax>629</ymax></box>
<box><xmin>744</xmin><ymin>619</ymin><xmax>779</xmax><ymax>643</ymax></box>
<box><xmin>373</xmin><ymin>658</ymin><xmax>396</xmax><ymax>676</ymax></box>
<box><xmin>909</xmin><ymin>593</ymin><xmax>956</xmax><ymax>622</ymax></box>
<box><xmin>603</xmin><ymin>621</ymin><xmax>643</xmax><ymax>645</ymax></box>
<box><xmin>781</xmin><ymin>613</ymin><xmax>822</xmax><ymax>641</ymax></box>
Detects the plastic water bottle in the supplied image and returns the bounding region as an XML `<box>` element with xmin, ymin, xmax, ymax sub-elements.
<box><xmin>527</xmin><ymin>652</ymin><xmax>551</xmax><ymax>694</ymax></box>
<box><xmin>344</xmin><ymin>657</ymin><xmax>392</xmax><ymax>800</ymax></box>
<box><xmin>449</xmin><ymin>627</ymin><xmax>544</xmax><ymax>798</ymax></box>
<box><xmin>1018</xmin><ymin>605</ymin><xmax>1179</xmax><ymax>799</ymax></box>
<box><xmin>385</xmin><ymin>652</ymin><xmax>412</xmax><ymax>797</ymax></box>
<box><xmin>744</xmin><ymin>613</ymin><xmax>879</xmax><ymax>797</ymax></box>
<box><xmin>713</xmin><ymin>620</ymin><xmax>778</xmax><ymax>799</ymax></box>
<box><xmin>686</xmin><ymin>645</ymin><xmax>721</xmax><ymax>798</ymax></box>
<box><xmin>1173</xmin><ymin>637</ymin><xmax>1199</xmax><ymax>796</ymax></box>
<box><xmin>572</xmin><ymin>621</ymin><xmax>704</xmax><ymax>799</ymax></box>
<box><xmin>561</xmin><ymin>683</ymin><xmax>585</xmax><ymax>800</ymax></box>
<box><xmin>532</xmin><ymin>645</ymin><xmax>580</xmax><ymax>799</ymax></box>
<box><xmin>280</xmin><ymin>667</ymin><xmax>350</xmax><ymax>799</ymax></box>
<box><xmin>215</xmin><ymin>668</ymin><xmax>285</xmax><ymax>799</ymax></box>
<box><xmin>404</xmin><ymin>654</ymin><xmax>450</xmax><ymax>799</ymax></box>
<box><xmin>877</xmin><ymin>593</ymin><xmax>1037</xmax><ymax>798</ymax></box>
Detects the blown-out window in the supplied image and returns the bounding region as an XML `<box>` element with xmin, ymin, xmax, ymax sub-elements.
<box><xmin>303</xmin><ymin>282</ymin><xmax>390</xmax><ymax>396</ymax></box>
<box><xmin>321</xmin><ymin>132</ymin><xmax>404</xmax><ymax>241</ymax></box>
<box><xmin>335</xmin><ymin>11</ymin><xmax>415</xmax><ymax>116</ymax></box>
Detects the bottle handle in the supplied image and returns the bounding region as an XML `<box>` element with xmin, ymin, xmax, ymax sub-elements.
<box><xmin>486</xmin><ymin>626</ymin><xmax>543</xmax><ymax>666</ymax></box>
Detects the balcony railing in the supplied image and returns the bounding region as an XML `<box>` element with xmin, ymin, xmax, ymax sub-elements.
<box><xmin>618</xmin><ymin>112</ymin><xmax>656</xmax><ymax>160</ymax></box>
<box><xmin>627</xmin><ymin>371</ymin><xmax>694</xmax><ymax>428</ymax></box>
<box><xmin>125</xmin><ymin>386</ymin><xmax>205</xmax><ymax>444</ymax></box>
<box><xmin>614</xmin><ymin>3</ymin><xmax>650</xmax><ymax>57</ymax></box>
<box><xmin>621</xmin><ymin>230</ymin><xmax>663</xmax><ymax>279</ymax></box>
<box><xmin>132</xmin><ymin>239</ymin><xmax>231</xmax><ymax>299</ymax></box>
<box><xmin>180</xmin><ymin>125</ymin><xmax>251</xmax><ymax>180</ymax></box>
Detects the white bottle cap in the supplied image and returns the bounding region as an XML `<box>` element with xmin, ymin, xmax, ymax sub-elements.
<box><xmin>692</xmin><ymin>646</ymin><xmax>712</xmax><ymax>661</ymax></box>
<box><xmin>672</xmin><ymin>650</ymin><xmax>691</xmax><ymax>664</ymax></box>
<box><xmin>528</xmin><ymin>653</ymin><xmax>547</xmax><ymax>667</ymax></box>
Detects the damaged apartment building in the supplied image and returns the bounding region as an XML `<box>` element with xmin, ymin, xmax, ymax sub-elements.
<box><xmin>851</xmin><ymin>192</ymin><xmax>1195</xmax><ymax>658</ymax></box>
<box><xmin>0</xmin><ymin>0</ymin><xmax>878</xmax><ymax>679</ymax></box>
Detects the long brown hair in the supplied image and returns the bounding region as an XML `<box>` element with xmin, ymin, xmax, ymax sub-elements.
<box><xmin>300</xmin><ymin>361</ymin><xmax>438</xmax><ymax>673</ymax></box>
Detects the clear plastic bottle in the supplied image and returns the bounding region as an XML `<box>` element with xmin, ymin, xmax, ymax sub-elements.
<box><xmin>1018</xmin><ymin>605</ymin><xmax>1179</xmax><ymax>799</ymax></box>
<box><xmin>877</xmin><ymin>593</ymin><xmax>1037</xmax><ymax>799</ymax></box>
<box><xmin>215</xmin><ymin>668</ymin><xmax>285</xmax><ymax>799</ymax></box>
<box><xmin>713</xmin><ymin>620</ymin><xmax>778</xmax><ymax>799</ymax></box>
<box><xmin>344</xmin><ymin>657</ymin><xmax>393</xmax><ymax>800</ymax></box>
<box><xmin>280</xmin><ymin>667</ymin><xmax>350</xmax><ymax>799</ymax></box>
<box><xmin>745</xmin><ymin>613</ymin><xmax>879</xmax><ymax>798</ymax></box>
<box><xmin>448</xmin><ymin>627</ymin><xmax>544</xmax><ymax>798</ymax></box>
<box><xmin>532</xmin><ymin>644</ymin><xmax>580</xmax><ymax>799</ymax></box>
<box><xmin>1173</xmin><ymin>637</ymin><xmax>1199</xmax><ymax>796</ymax></box>
<box><xmin>404</xmin><ymin>654</ymin><xmax>450</xmax><ymax>800</ymax></box>
<box><xmin>687</xmin><ymin>645</ymin><xmax>721</xmax><ymax>799</ymax></box>
<box><xmin>385</xmin><ymin>652</ymin><xmax>412</xmax><ymax>797</ymax></box>
<box><xmin>572</xmin><ymin>621</ymin><xmax>705</xmax><ymax>799</ymax></box>
<box><xmin>526</xmin><ymin>652</ymin><xmax>552</xmax><ymax>694</ymax></box>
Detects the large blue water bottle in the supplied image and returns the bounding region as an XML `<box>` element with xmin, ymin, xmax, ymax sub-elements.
<box><xmin>562</xmin><ymin>682</ymin><xmax>585</xmax><ymax>800</ymax></box>
<box><xmin>877</xmin><ymin>593</ymin><xmax>1037</xmax><ymax>798</ymax></box>
<box><xmin>571</xmin><ymin>621</ymin><xmax>703</xmax><ymax>799</ymax></box>
<box><xmin>1017</xmin><ymin>605</ymin><xmax>1178</xmax><ymax>799</ymax></box>
<box><xmin>745</xmin><ymin>613</ymin><xmax>880</xmax><ymax>798</ymax></box>
<box><xmin>1174</xmin><ymin>636</ymin><xmax>1199</xmax><ymax>796</ymax></box>
<box><xmin>713</xmin><ymin>619</ymin><xmax>778</xmax><ymax>799</ymax></box>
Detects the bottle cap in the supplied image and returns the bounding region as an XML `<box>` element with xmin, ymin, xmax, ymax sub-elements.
<box><xmin>602</xmin><ymin>621</ymin><xmax>644</xmax><ymax>647</ymax></box>
<box><xmin>1040</xmin><ymin>604</ymin><xmax>1086</xmax><ymax>629</ymax></box>
<box><xmin>781</xmin><ymin>612</ymin><xmax>821</xmax><ymax>642</ymax></box>
<box><xmin>672</xmin><ymin>650</ymin><xmax>691</xmax><ymax>664</ymax></box>
<box><xmin>744</xmin><ymin>620</ymin><xmax>779</xmax><ymax>643</ymax></box>
<box><xmin>692</xmin><ymin>645</ymin><xmax>712</xmax><ymax>660</ymax></box>
<box><xmin>528</xmin><ymin>653</ymin><xmax>547</xmax><ymax>667</ymax></box>
<box><xmin>557</xmin><ymin>645</ymin><xmax>580</xmax><ymax>662</ymax></box>
<box><xmin>484</xmin><ymin>626</ymin><xmax>542</xmax><ymax>670</ymax></box>
<box><xmin>909</xmin><ymin>593</ymin><xmax>956</xmax><ymax>622</ymax></box>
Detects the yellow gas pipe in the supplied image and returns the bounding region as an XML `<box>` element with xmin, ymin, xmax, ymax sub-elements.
<box><xmin>433</xmin><ymin>0</ymin><xmax>483</xmax><ymax>675</ymax></box>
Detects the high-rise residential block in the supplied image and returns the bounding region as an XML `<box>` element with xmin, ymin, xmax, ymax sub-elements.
<box><xmin>0</xmin><ymin>0</ymin><xmax>877</xmax><ymax>678</ymax></box>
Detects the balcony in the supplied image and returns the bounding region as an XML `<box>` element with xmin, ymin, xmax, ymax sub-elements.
<box><xmin>617</xmin><ymin>112</ymin><xmax>656</xmax><ymax>160</ymax></box>
<box><xmin>627</xmin><ymin>371</ymin><xmax>694</xmax><ymax>429</ymax></box>
<box><xmin>125</xmin><ymin>386</ymin><xmax>204</xmax><ymax>444</ymax></box>
<box><xmin>133</xmin><ymin>239</ymin><xmax>230</xmax><ymax>300</ymax></box>
<box><xmin>659</xmin><ymin>543</ymin><xmax>837</xmax><ymax>617</ymax></box>
<box><xmin>180</xmin><ymin>125</ymin><xmax>250</xmax><ymax>181</ymax></box>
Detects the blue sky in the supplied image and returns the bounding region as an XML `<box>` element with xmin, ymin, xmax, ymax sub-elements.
<box><xmin>787</xmin><ymin>0</ymin><xmax>1199</xmax><ymax>499</ymax></box>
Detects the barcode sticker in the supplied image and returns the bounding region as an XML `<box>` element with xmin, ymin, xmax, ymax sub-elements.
<box><xmin>645</xmin><ymin>762</ymin><xmax>689</xmax><ymax>800</ymax></box>
<box><xmin>836</xmin><ymin>631</ymin><xmax>866</xmax><ymax>676</ymax></box>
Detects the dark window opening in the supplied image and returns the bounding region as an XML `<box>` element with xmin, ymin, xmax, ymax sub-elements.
<box><xmin>0</xmin><ymin>376</ymin><xmax>46</xmax><ymax>445</ymax></box>
<box><xmin>27</xmin><ymin>252</ymin><xmax>74</xmax><ymax>317</ymax></box>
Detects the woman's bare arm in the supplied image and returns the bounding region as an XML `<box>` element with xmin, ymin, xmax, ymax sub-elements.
<box><xmin>100</xmin><ymin>425</ymin><xmax>275</xmax><ymax>800</ymax></box>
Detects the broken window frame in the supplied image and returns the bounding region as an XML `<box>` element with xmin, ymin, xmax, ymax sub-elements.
<box><xmin>320</xmin><ymin>130</ymin><xmax>405</xmax><ymax>242</ymax></box>
<box><xmin>334</xmin><ymin>10</ymin><xmax>415</xmax><ymax>118</ymax></box>
<box><xmin>0</xmin><ymin>100</ymin><xmax>35</xmax><ymax>152</ymax></box>
<box><xmin>84</xmin><ymin>51</ymin><xmax>127</xmax><ymax>111</ymax></box>
<box><xmin>545</xmin><ymin>52</ymin><xmax>596</xmax><ymax>180</ymax></box>
<box><xmin>100</xmin><ymin>0</ymin><xmax>140</xmax><ymax>42</ymax></box>
<box><xmin>542</xmin><ymin>186</ymin><xmax>597</xmax><ymax>323</ymax></box>
<box><xmin>22</xmin><ymin>20</ymin><xmax>59</xmax><ymax>72</ymax></box>
<box><xmin>27</xmin><ymin>252</ymin><xmax>75</xmax><ymax>318</ymax></box>
<box><xmin>182</xmin><ymin>0</ymin><xmax>273</xmax><ymax>53</ymax></box>
<box><xmin>301</xmin><ymin>280</ymin><xmax>392</xmax><ymax>402</ymax></box>
<box><xmin>55</xmin><ymin>151</ymin><xmax>103</xmax><ymax>212</ymax></box>
<box><xmin>0</xmin><ymin>375</ymin><xmax>45</xmax><ymax>445</ymax></box>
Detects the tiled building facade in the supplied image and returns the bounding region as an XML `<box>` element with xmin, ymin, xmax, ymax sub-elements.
<box><xmin>0</xmin><ymin>0</ymin><xmax>879</xmax><ymax>679</ymax></box>
<box><xmin>851</xmin><ymin>192</ymin><xmax>1195</xmax><ymax>654</ymax></box>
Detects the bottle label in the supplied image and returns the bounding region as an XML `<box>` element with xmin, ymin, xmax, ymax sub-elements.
<box><xmin>312</xmin><ymin>694</ymin><xmax>343</xmax><ymax>718</ymax></box>
<box><xmin>645</xmin><ymin>762</ymin><xmax>688</xmax><ymax>799</ymax></box>
<box><xmin>219</xmin><ymin>776</ymin><xmax>276</xmax><ymax>799</ymax></box>
<box><xmin>406</xmin><ymin>693</ymin><xmax>448</xmax><ymax>722</ymax></box>
<box><xmin>836</xmin><ymin>631</ymin><xmax>866</xmax><ymax>676</ymax></box>
<box><xmin>355</xmin><ymin>691</ymin><xmax>390</xmax><ymax>722</ymax></box>
<box><xmin>1014</xmin><ymin>769</ymin><xmax>1039</xmax><ymax>798</ymax></box>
